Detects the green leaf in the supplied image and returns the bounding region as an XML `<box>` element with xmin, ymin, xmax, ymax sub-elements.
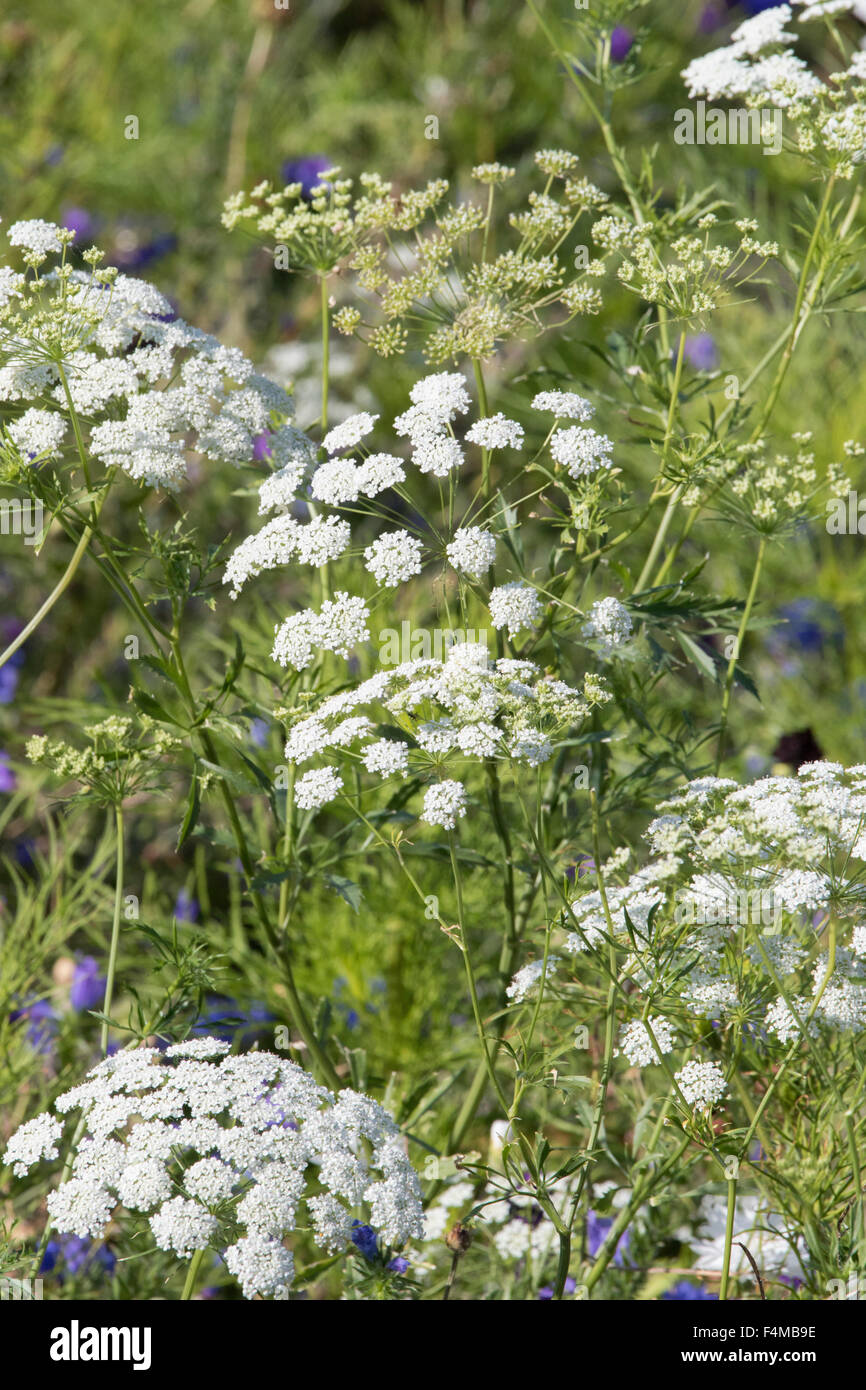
<box><xmin>675</xmin><ymin>630</ymin><xmax>720</xmax><ymax>684</ymax></box>
<box><xmin>323</xmin><ymin>873</ymin><xmax>362</xmax><ymax>913</ymax></box>
<box><xmin>132</xmin><ymin>687</ymin><xmax>181</xmax><ymax>725</ymax></box>
<box><xmin>176</xmin><ymin>773</ymin><xmax>201</xmax><ymax>851</ymax></box>
<box><xmin>198</xmin><ymin>759</ymin><xmax>260</xmax><ymax>796</ymax></box>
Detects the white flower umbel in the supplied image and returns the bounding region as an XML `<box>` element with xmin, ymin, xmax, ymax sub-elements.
<box><xmin>421</xmin><ymin>779</ymin><xmax>468</xmax><ymax>829</ymax></box>
<box><xmin>2</xmin><ymin>1043</ymin><xmax>423</xmax><ymax>1300</ymax></box>
<box><xmin>675</xmin><ymin>1060</ymin><xmax>727</xmax><ymax>1109</ymax></box>
<box><xmin>489</xmin><ymin>582</ymin><xmax>542</xmax><ymax>637</ymax></box>
<box><xmin>7</xmin><ymin>407</ymin><xmax>68</xmax><ymax>461</ymax></box>
<box><xmin>531</xmin><ymin>389</ymin><xmax>594</xmax><ymax>421</ymax></box>
<box><xmin>446</xmin><ymin>525</ymin><xmax>497</xmax><ymax>578</ymax></box>
<box><xmin>322</xmin><ymin>412</ymin><xmax>379</xmax><ymax>455</ymax></box>
<box><xmin>582</xmin><ymin>597</ymin><xmax>633</xmax><ymax>655</ymax></box>
<box><xmin>7</xmin><ymin>219</ymin><xmax>65</xmax><ymax>257</ymax></box>
<box><xmin>363</xmin><ymin>530</ymin><xmax>424</xmax><ymax>587</ymax></box>
<box><xmin>465</xmin><ymin>413</ymin><xmax>524</xmax><ymax>449</ymax></box>
<box><xmin>551</xmin><ymin>425</ymin><xmax>614</xmax><ymax>478</ymax></box>
<box><xmin>506</xmin><ymin>956</ymin><xmax>561</xmax><ymax>1003</ymax></box>
<box><xmin>619</xmin><ymin>1017</ymin><xmax>676</xmax><ymax>1068</ymax></box>
<box><xmin>1</xmin><ymin>231</ymin><xmax>302</xmax><ymax>495</ymax></box>
<box><xmin>294</xmin><ymin>767</ymin><xmax>344</xmax><ymax>810</ymax></box>
<box><xmin>271</xmin><ymin>593</ymin><xmax>370</xmax><ymax>670</ymax></box>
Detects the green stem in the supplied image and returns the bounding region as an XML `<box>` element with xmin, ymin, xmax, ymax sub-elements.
<box><xmin>169</xmin><ymin>626</ymin><xmax>339</xmax><ymax>1089</ymax></box>
<box><xmin>320</xmin><ymin>273</ymin><xmax>330</xmax><ymax>435</ymax></box>
<box><xmin>752</xmin><ymin>173</ymin><xmax>837</xmax><ymax>440</ymax></box>
<box><xmin>740</xmin><ymin>920</ymin><xmax>837</xmax><ymax>1159</ymax></box>
<box><xmin>472</xmin><ymin>358</ymin><xmax>492</xmax><ymax>499</ymax></box>
<box><xmin>715</xmin><ymin>535</ymin><xmax>766</xmax><ymax>774</ymax></box>
<box><xmin>633</xmin><ymin>330</ymin><xmax>686</xmax><ymax>594</ymax></box>
<box><xmin>180</xmin><ymin>1246</ymin><xmax>208</xmax><ymax>1301</ymax></box>
<box><xmin>719</xmin><ymin>1176</ymin><xmax>738</xmax><ymax>1301</ymax></box>
<box><xmin>100</xmin><ymin>804</ymin><xmax>125</xmax><ymax>1056</ymax></box>
<box><xmin>0</xmin><ymin>517</ymin><xmax>98</xmax><ymax>671</ymax></box>
<box><xmin>448</xmin><ymin>833</ymin><xmax>510</xmax><ymax>1115</ymax></box>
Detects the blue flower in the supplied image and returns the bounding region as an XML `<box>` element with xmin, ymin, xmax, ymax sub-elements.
<box><xmin>191</xmin><ymin>995</ymin><xmax>274</xmax><ymax>1043</ymax></box>
<box><xmin>249</xmin><ymin>718</ymin><xmax>269</xmax><ymax>748</ymax></box>
<box><xmin>684</xmin><ymin>333</ymin><xmax>719</xmax><ymax>371</ymax></box>
<box><xmin>662</xmin><ymin>1280</ymin><xmax>717</xmax><ymax>1300</ymax></box>
<box><xmin>70</xmin><ymin>957</ymin><xmax>106</xmax><ymax>1012</ymax></box>
<box><xmin>538</xmin><ymin>1276</ymin><xmax>577</xmax><ymax>1299</ymax></box>
<box><xmin>0</xmin><ymin>664</ymin><xmax>19</xmax><ymax>704</ymax></box>
<box><xmin>10</xmin><ymin>998</ymin><xmax>57</xmax><ymax>1055</ymax></box>
<box><xmin>0</xmin><ymin>752</ymin><xmax>17</xmax><ymax>793</ymax></box>
<box><xmin>281</xmin><ymin>156</ymin><xmax>331</xmax><ymax>199</ymax></box>
<box><xmin>387</xmin><ymin>1255</ymin><xmax>409</xmax><ymax>1274</ymax></box>
<box><xmin>61</xmin><ymin>206</ymin><xmax>95</xmax><ymax>241</ymax></box>
<box><xmin>350</xmin><ymin>1221</ymin><xmax>379</xmax><ymax>1262</ymax></box>
<box><xmin>40</xmin><ymin>1235</ymin><xmax>115</xmax><ymax>1280</ymax></box>
<box><xmin>586</xmin><ymin>1210</ymin><xmax>631</xmax><ymax>1266</ymax></box>
<box><xmin>610</xmin><ymin>27</ymin><xmax>633</xmax><ymax>63</ymax></box>
<box><xmin>112</xmin><ymin>232</ymin><xmax>178</xmax><ymax>272</ymax></box>
<box><xmin>174</xmin><ymin>889</ymin><xmax>200</xmax><ymax>923</ymax></box>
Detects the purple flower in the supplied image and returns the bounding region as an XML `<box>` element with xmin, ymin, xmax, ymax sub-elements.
<box><xmin>0</xmin><ymin>665</ymin><xmax>19</xmax><ymax>704</ymax></box>
<box><xmin>110</xmin><ymin>230</ymin><xmax>177</xmax><ymax>272</ymax></box>
<box><xmin>698</xmin><ymin>2</ymin><xmax>727</xmax><ymax>32</ymax></box>
<box><xmin>610</xmin><ymin>26</ymin><xmax>633</xmax><ymax>62</ymax></box>
<box><xmin>350</xmin><ymin>1221</ymin><xmax>379</xmax><ymax>1262</ymax></box>
<box><xmin>70</xmin><ymin>957</ymin><xmax>106</xmax><ymax>1012</ymax></box>
<box><xmin>253</xmin><ymin>432</ymin><xmax>274</xmax><ymax>462</ymax></box>
<box><xmin>40</xmin><ymin>1235</ymin><xmax>115</xmax><ymax>1279</ymax></box>
<box><xmin>538</xmin><ymin>1276</ymin><xmax>577</xmax><ymax>1299</ymax></box>
<box><xmin>586</xmin><ymin>1210</ymin><xmax>631</xmax><ymax>1266</ymax></box>
<box><xmin>662</xmin><ymin>1279</ymin><xmax>717</xmax><ymax>1300</ymax></box>
<box><xmin>768</xmin><ymin>598</ymin><xmax>842</xmax><ymax>658</ymax></box>
<box><xmin>0</xmin><ymin>752</ymin><xmax>17</xmax><ymax>792</ymax></box>
<box><xmin>10</xmin><ymin>998</ymin><xmax>58</xmax><ymax>1055</ymax></box>
<box><xmin>684</xmin><ymin>333</ymin><xmax>719</xmax><ymax>371</ymax></box>
<box><xmin>0</xmin><ymin>620</ymin><xmax>24</xmax><ymax>705</ymax></box>
<box><xmin>281</xmin><ymin>155</ymin><xmax>331</xmax><ymax>199</ymax></box>
<box><xmin>61</xmin><ymin>206</ymin><xmax>95</xmax><ymax>241</ymax></box>
<box><xmin>191</xmin><ymin>996</ymin><xmax>274</xmax><ymax>1043</ymax></box>
<box><xmin>249</xmin><ymin>718</ymin><xmax>269</xmax><ymax>748</ymax></box>
<box><xmin>387</xmin><ymin>1255</ymin><xmax>409</xmax><ymax>1274</ymax></box>
<box><xmin>174</xmin><ymin>889</ymin><xmax>199</xmax><ymax>923</ymax></box>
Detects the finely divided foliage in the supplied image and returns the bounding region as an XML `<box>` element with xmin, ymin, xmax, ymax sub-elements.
<box><xmin>3</xmin><ymin>0</ymin><xmax>866</xmax><ymax>1304</ymax></box>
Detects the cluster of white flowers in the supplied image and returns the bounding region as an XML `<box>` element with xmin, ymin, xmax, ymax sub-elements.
<box><xmin>321</xmin><ymin>412</ymin><xmax>379</xmax><ymax>455</ymax></box>
<box><xmin>619</xmin><ymin>1016</ymin><xmax>676</xmax><ymax>1068</ymax></box>
<box><xmin>446</xmin><ymin>525</ymin><xmax>497</xmax><ymax>578</ymax></box>
<box><xmin>421</xmin><ymin>779</ymin><xmax>468</xmax><ymax>829</ymax></box>
<box><xmin>674</xmin><ymin>1059</ymin><xmax>727</xmax><ymax>1109</ymax></box>
<box><xmin>550</xmin><ymin>425</ymin><xmax>614</xmax><ymax>479</ymax></box>
<box><xmin>308</xmin><ymin>452</ymin><xmax>405</xmax><ymax>507</ymax></box>
<box><xmin>6</xmin><ymin>407</ymin><xmax>68</xmax><ymax>461</ymax></box>
<box><xmin>1</xmin><ymin>222</ymin><xmax>300</xmax><ymax>492</ymax></box>
<box><xmin>531</xmin><ymin>389</ymin><xmax>594</xmax><ymax>421</ymax></box>
<box><xmin>363</xmin><ymin>529</ymin><xmax>423</xmax><ymax>587</ymax></box>
<box><xmin>582</xmin><ymin>597</ymin><xmax>634</xmax><ymax>655</ymax></box>
<box><xmin>279</xmin><ymin>640</ymin><xmax>607</xmax><ymax>817</ymax></box>
<box><xmin>488</xmin><ymin>582</ymin><xmax>542</xmax><ymax>637</ymax></box>
<box><xmin>2</xmin><ymin>1041</ymin><xmax>423</xmax><ymax>1300</ymax></box>
<box><xmin>271</xmin><ymin>592</ymin><xmax>370</xmax><ymax>670</ymax></box>
<box><xmin>465</xmin><ymin>413</ymin><xmax>524</xmax><ymax>450</ymax></box>
<box><xmin>7</xmin><ymin>218</ymin><xmax>64</xmax><ymax>257</ymax></box>
<box><xmin>506</xmin><ymin>955</ymin><xmax>561</xmax><ymax>1003</ymax></box>
<box><xmin>686</xmin><ymin>1194</ymin><xmax>808</xmax><ymax>1284</ymax></box>
<box><xmin>569</xmin><ymin>764</ymin><xmax>866</xmax><ymax>1043</ymax></box>
<box><xmin>682</xmin><ymin>4</ymin><xmax>866</xmax><ymax>174</ymax></box>
<box><xmin>224</xmin><ymin>515</ymin><xmax>351</xmax><ymax>598</ymax></box>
